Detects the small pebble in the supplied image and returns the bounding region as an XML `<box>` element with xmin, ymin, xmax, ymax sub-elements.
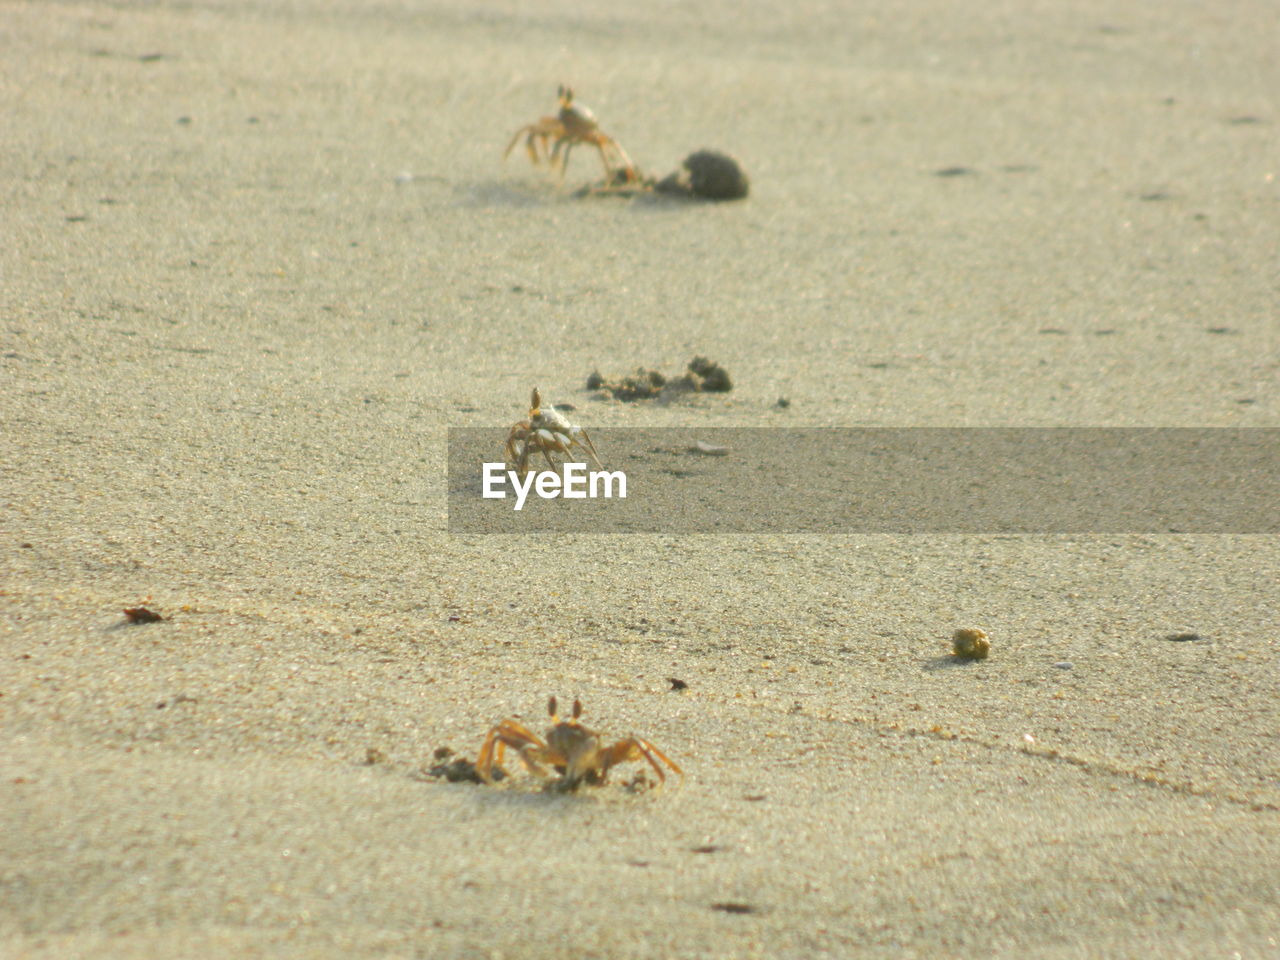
<box><xmin>951</xmin><ymin>628</ymin><xmax>990</xmax><ymax>660</ymax></box>
<box><xmin>1054</xmin><ymin>661</ymin><xmax>1074</xmax><ymax>670</ymax></box>
<box><xmin>690</xmin><ymin>441</ymin><xmax>729</xmax><ymax>456</ymax></box>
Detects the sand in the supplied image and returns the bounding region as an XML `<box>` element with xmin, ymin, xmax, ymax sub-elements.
<box><xmin>3</xmin><ymin>1</ymin><xmax>1278</xmax><ymax>957</ymax></box>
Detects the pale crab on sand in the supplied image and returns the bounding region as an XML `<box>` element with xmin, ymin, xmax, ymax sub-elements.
<box><xmin>504</xmin><ymin>387</ymin><xmax>602</xmax><ymax>477</ymax></box>
<box><xmin>504</xmin><ymin>85</ymin><xmax>643</xmax><ymax>187</ymax></box>
<box><xmin>476</xmin><ymin>696</ymin><xmax>682</xmax><ymax>792</ymax></box>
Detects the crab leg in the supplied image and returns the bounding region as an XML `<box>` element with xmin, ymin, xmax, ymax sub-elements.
<box><xmin>553</xmin><ymin>140</ymin><xmax>574</xmax><ymax>179</ymax></box>
<box><xmin>477</xmin><ymin>720</ymin><xmax>549</xmax><ymax>783</ymax></box>
<box><xmin>572</xmin><ymin>427</ymin><xmax>603</xmax><ymax>470</ymax></box>
<box><xmin>601</xmin><ymin>737</ymin><xmax>683</xmax><ymax>783</ymax></box>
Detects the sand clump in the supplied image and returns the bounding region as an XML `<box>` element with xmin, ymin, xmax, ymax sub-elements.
<box><xmin>587</xmin><ymin>357</ymin><xmax>732</xmax><ymax>401</ymax></box>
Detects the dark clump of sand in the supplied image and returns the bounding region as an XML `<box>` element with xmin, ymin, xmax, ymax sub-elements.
<box><xmin>588</xmin><ymin>357</ymin><xmax>732</xmax><ymax>401</ymax></box>
<box><xmin>655</xmin><ymin>150</ymin><xmax>750</xmax><ymax>201</ymax></box>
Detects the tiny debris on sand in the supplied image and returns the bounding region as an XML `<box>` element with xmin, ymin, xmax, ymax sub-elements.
<box><xmin>710</xmin><ymin>902</ymin><xmax>759</xmax><ymax>914</ymax></box>
<box><xmin>122</xmin><ymin>606</ymin><xmax>165</xmax><ymax>624</ymax></box>
<box><xmin>423</xmin><ymin>751</ymin><xmax>498</xmax><ymax>784</ymax></box>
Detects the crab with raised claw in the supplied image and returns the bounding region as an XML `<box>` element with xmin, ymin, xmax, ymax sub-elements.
<box><xmin>476</xmin><ymin>696</ymin><xmax>682</xmax><ymax>792</ymax></box>
<box><xmin>504</xmin><ymin>85</ymin><xmax>642</xmax><ymax>186</ymax></box>
<box><xmin>505</xmin><ymin>387</ymin><xmax>603</xmax><ymax>478</ymax></box>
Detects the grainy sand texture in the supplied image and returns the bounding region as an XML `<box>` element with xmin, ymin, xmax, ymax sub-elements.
<box><xmin>3</xmin><ymin>1</ymin><xmax>1278</xmax><ymax>957</ymax></box>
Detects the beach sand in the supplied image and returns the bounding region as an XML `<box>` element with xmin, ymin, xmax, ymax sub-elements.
<box><xmin>3</xmin><ymin>1</ymin><xmax>1278</xmax><ymax>956</ymax></box>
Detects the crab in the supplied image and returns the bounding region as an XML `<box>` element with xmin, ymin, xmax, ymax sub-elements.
<box><xmin>504</xmin><ymin>85</ymin><xmax>642</xmax><ymax>186</ymax></box>
<box><xmin>505</xmin><ymin>386</ymin><xmax>603</xmax><ymax>477</ymax></box>
<box><xmin>475</xmin><ymin>696</ymin><xmax>682</xmax><ymax>792</ymax></box>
